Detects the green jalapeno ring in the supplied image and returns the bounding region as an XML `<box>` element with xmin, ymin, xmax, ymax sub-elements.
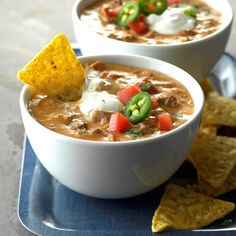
<box><xmin>139</xmin><ymin>0</ymin><xmax>168</xmax><ymax>15</ymax></box>
<box><xmin>117</xmin><ymin>2</ymin><xmax>140</xmax><ymax>28</ymax></box>
<box><xmin>124</xmin><ymin>92</ymin><xmax>152</xmax><ymax>124</ymax></box>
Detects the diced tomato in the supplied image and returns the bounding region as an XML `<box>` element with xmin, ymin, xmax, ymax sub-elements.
<box><xmin>152</xmin><ymin>98</ymin><xmax>158</xmax><ymax>110</ymax></box>
<box><xmin>158</xmin><ymin>113</ymin><xmax>173</xmax><ymax>131</ymax></box>
<box><xmin>128</xmin><ymin>20</ymin><xmax>149</xmax><ymax>35</ymax></box>
<box><xmin>100</xmin><ymin>6</ymin><xmax>121</xmax><ymax>18</ymax></box>
<box><xmin>149</xmin><ymin>3</ymin><xmax>155</xmax><ymax>11</ymax></box>
<box><xmin>109</xmin><ymin>6</ymin><xmax>121</xmax><ymax>17</ymax></box>
<box><xmin>100</xmin><ymin>7</ymin><xmax>110</xmax><ymax>17</ymax></box>
<box><xmin>138</xmin><ymin>14</ymin><xmax>145</xmax><ymax>22</ymax></box>
<box><xmin>108</xmin><ymin>112</ymin><xmax>131</xmax><ymax>133</ymax></box>
<box><xmin>168</xmin><ymin>0</ymin><xmax>179</xmax><ymax>5</ymax></box>
<box><xmin>117</xmin><ymin>86</ymin><xmax>141</xmax><ymax>105</ymax></box>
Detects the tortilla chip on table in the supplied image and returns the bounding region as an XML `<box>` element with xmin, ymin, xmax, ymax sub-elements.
<box><xmin>197</xmin><ymin>166</ymin><xmax>236</xmax><ymax>197</ymax></box>
<box><xmin>152</xmin><ymin>184</ymin><xmax>235</xmax><ymax>232</ymax></box>
<box><xmin>189</xmin><ymin>132</ymin><xmax>236</xmax><ymax>188</ymax></box>
<box><xmin>202</xmin><ymin>92</ymin><xmax>236</xmax><ymax>127</ymax></box>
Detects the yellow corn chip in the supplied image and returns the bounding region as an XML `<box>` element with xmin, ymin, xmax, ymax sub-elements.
<box><xmin>199</xmin><ymin>125</ymin><xmax>218</xmax><ymax>136</ymax></box>
<box><xmin>18</xmin><ymin>33</ymin><xmax>84</xmax><ymax>101</ymax></box>
<box><xmin>190</xmin><ymin>132</ymin><xmax>236</xmax><ymax>188</ymax></box>
<box><xmin>186</xmin><ymin>155</ymin><xmax>193</xmax><ymax>163</ymax></box>
<box><xmin>200</xmin><ymin>78</ymin><xmax>215</xmax><ymax>96</ymax></box>
<box><xmin>198</xmin><ymin>166</ymin><xmax>236</xmax><ymax>197</ymax></box>
<box><xmin>202</xmin><ymin>92</ymin><xmax>236</xmax><ymax>127</ymax></box>
<box><xmin>186</xmin><ymin>184</ymin><xmax>200</xmax><ymax>193</ymax></box>
<box><xmin>152</xmin><ymin>184</ymin><xmax>235</xmax><ymax>233</ymax></box>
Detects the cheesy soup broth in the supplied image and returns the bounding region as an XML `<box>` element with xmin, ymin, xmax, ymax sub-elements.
<box><xmin>29</xmin><ymin>61</ymin><xmax>194</xmax><ymax>142</ymax></box>
<box><xmin>80</xmin><ymin>0</ymin><xmax>221</xmax><ymax>45</ymax></box>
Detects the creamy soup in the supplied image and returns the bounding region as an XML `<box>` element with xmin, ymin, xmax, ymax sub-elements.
<box><xmin>80</xmin><ymin>0</ymin><xmax>221</xmax><ymax>45</ymax></box>
<box><xmin>29</xmin><ymin>61</ymin><xmax>194</xmax><ymax>141</ymax></box>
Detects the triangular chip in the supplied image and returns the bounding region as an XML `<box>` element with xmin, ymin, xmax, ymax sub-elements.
<box><xmin>190</xmin><ymin>132</ymin><xmax>236</xmax><ymax>188</ymax></box>
<box><xmin>18</xmin><ymin>33</ymin><xmax>84</xmax><ymax>101</ymax></box>
<box><xmin>202</xmin><ymin>92</ymin><xmax>236</xmax><ymax>127</ymax></box>
<box><xmin>187</xmin><ymin>126</ymin><xmax>217</xmax><ymax>164</ymax></box>
<box><xmin>152</xmin><ymin>184</ymin><xmax>235</xmax><ymax>232</ymax></box>
<box><xmin>200</xmin><ymin>78</ymin><xmax>215</xmax><ymax>96</ymax></box>
<box><xmin>186</xmin><ymin>184</ymin><xmax>200</xmax><ymax>193</ymax></box>
<box><xmin>199</xmin><ymin>125</ymin><xmax>218</xmax><ymax>136</ymax></box>
<box><xmin>198</xmin><ymin>166</ymin><xmax>236</xmax><ymax>197</ymax></box>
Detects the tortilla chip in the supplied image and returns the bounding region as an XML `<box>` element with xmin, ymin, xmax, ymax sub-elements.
<box><xmin>200</xmin><ymin>79</ymin><xmax>215</xmax><ymax>95</ymax></box>
<box><xmin>18</xmin><ymin>33</ymin><xmax>84</xmax><ymax>101</ymax></box>
<box><xmin>186</xmin><ymin>153</ymin><xmax>194</xmax><ymax>163</ymax></box>
<box><xmin>187</xmin><ymin>126</ymin><xmax>217</xmax><ymax>163</ymax></box>
<box><xmin>152</xmin><ymin>184</ymin><xmax>235</xmax><ymax>232</ymax></box>
<box><xmin>186</xmin><ymin>184</ymin><xmax>200</xmax><ymax>193</ymax></box>
<box><xmin>190</xmin><ymin>132</ymin><xmax>236</xmax><ymax>188</ymax></box>
<box><xmin>199</xmin><ymin>125</ymin><xmax>218</xmax><ymax>136</ymax></box>
<box><xmin>202</xmin><ymin>92</ymin><xmax>236</xmax><ymax>127</ymax></box>
<box><xmin>198</xmin><ymin>166</ymin><xmax>236</xmax><ymax>197</ymax></box>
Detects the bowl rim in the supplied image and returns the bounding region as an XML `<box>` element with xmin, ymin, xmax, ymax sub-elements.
<box><xmin>20</xmin><ymin>54</ymin><xmax>204</xmax><ymax>146</ymax></box>
<box><xmin>72</xmin><ymin>0</ymin><xmax>234</xmax><ymax>48</ymax></box>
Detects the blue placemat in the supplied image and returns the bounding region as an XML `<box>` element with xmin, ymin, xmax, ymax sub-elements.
<box><xmin>18</xmin><ymin>137</ymin><xmax>236</xmax><ymax>236</ymax></box>
<box><xmin>18</xmin><ymin>49</ymin><xmax>236</xmax><ymax>235</ymax></box>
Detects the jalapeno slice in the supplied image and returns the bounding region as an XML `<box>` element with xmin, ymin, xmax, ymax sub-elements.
<box><xmin>124</xmin><ymin>92</ymin><xmax>152</xmax><ymax>124</ymax></box>
<box><xmin>117</xmin><ymin>2</ymin><xmax>140</xmax><ymax>28</ymax></box>
<box><xmin>139</xmin><ymin>0</ymin><xmax>168</xmax><ymax>15</ymax></box>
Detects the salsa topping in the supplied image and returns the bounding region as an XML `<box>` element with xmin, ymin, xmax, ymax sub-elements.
<box><xmin>158</xmin><ymin>113</ymin><xmax>173</xmax><ymax>131</ymax></box>
<box><xmin>108</xmin><ymin>112</ymin><xmax>131</xmax><ymax>133</ymax></box>
<box><xmin>29</xmin><ymin>61</ymin><xmax>194</xmax><ymax>141</ymax></box>
<box><xmin>117</xmin><ymin>85</ymin><xmax>141</xmax><ymax>104</ymax></box>
<box><xmin>99</xmin><ymin>0</ymin><xmax>201</xmax><ymax>34</ymax></box>
<box><xmin>80</xmin><ymin>0</ymin><xmax>221</xmax><ymax>44</ymax></box>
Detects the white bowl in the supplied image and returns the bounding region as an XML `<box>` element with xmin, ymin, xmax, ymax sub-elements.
<box><xmin>20</xmin><ymin>55</ymin><xmax>204</xmax><ymax>199</ymax></box>
<box><xmin>72</xmin><ymin>0</ymin><xmax>233</xmax><ymax>83</ymax></box>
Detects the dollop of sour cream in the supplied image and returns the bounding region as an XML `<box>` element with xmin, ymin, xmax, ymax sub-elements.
<box><xmin>79</xmin><ymin>69</ymin><xmax>123</xmax><ymax>116</ymax></box>
<box><xmin>146</xmin><ymin>6</ymin><xmax>196</xmax><ymax>35</ymax></box>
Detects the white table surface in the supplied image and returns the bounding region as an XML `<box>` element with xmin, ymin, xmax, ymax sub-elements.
<box><xmin>0</xmin><ymin>0</ymin><xmax>235</xmax><ymax>235</ymax></box>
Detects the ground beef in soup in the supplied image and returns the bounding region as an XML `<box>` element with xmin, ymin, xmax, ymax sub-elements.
<box><xmin>29</xmin><ymin>61</ymin><xmax>194</xmax><ymax>142</ymax></box>
<box><xmin>80</xmin><ymin>0</ymin><xmax>221</xmax><ymax>45</ymax></box>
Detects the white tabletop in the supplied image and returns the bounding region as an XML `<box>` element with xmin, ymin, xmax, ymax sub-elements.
<box><xmin>0</xmin><ymin>0</ymin><xmax>235</xmax><ymax>235</ymax></box>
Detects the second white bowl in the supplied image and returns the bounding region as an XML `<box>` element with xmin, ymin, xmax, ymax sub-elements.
<box><xmin>72</xmin><ymin>0</ymin><xmax>233</xmax><ymax>83</ymax></box>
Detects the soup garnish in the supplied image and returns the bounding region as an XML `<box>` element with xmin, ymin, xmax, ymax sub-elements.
<box><xmin>29</xmin><ymin>61</ymin><xmax>194</xmax><ymax>142</ymax></box>
<box><xmin>17</xmin><ymin>34</ymin><xmax>194</xmax><ymax>142</ymax></box>
<box><xmin>80</xmin><ymin>0</ymin><xmax>221</xmax><ymax>44</ymax></box>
